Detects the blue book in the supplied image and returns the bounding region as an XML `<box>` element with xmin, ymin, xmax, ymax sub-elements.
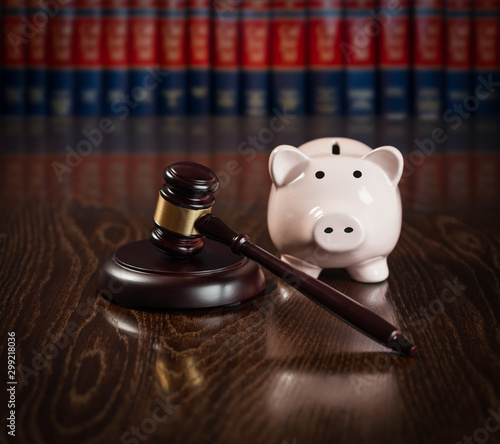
<box><xmin>413</xmin><ymin>0</ymin><xmax>444</xmax><ymax>118</ymax></box>
<box><xmin>444</xmin><ymin>0</ymin><xmax>472</xmax><ymax>112</ymax></box>
<box><xmin>212</xmin><ymin>2</ymin><xmax>240</xmax><ymax>114</ymax></box>
<box><xmin>307</xmin><ymin>0</ymin><xmax>343</xmax><ymax>115</ymax></box>
<box><xmin>74</xmin><ymin>2</ymin><xmax>102</xmax><ymax>115</ymax></box>
<box><xmin>187</xmin><ymin>0</ymin><xmax>211</xmax><ymax>114</ymax></box>
<box><xmin>158</xmin><ymin>0</ymin><xmax>188</xmax><ymax>115</ymax></box>
<box><xmin>241</xmin><ymin>0</ymin><xmax>270</xmax><ymax>116</ymax></box>
<box><xmin>473</xmin><ymin>1</ymin><xmax>500</xmax><ymax>116</ymax></box>
<box><xmin>1</xmin><ymin>3</ymin><xmax>26</xmax><ymax>115</ymax></box>
<box><xmin>25</xmin><ymin>17</ymin><xmax>47</xmax><ymax>116</ymax></box>
<box><xmin>47</xmin><ymin>7</ymin><xmax>75</xmax><ymax>116</ymax></box>
<box><xmin>0</xmin><ymin>1</ymin><xmax>2</xmax><ymax>114</ymax></box>
<box><xmin>271</xmin><ymin>0</ymin><xmax>306</xmax><ymax>115</ymax></box>
<box><xmin>129</xmin><ymin>0</ymin><xmax>158</xmax><ymax>116</ymax></box>
<box><xmin>101</xmin><ymin>4</ymin><xmax>128</xmax><ymax>116</ymax></box>
<box><xmin>25</xmin><ymin>0</ymin><xmax>55</xmax><ymax>115</ymax></box>
<box><xmin>343</xmin><ymin>0</ymin><xmax>377</xmax><ymax>116</ymax></box>
<box><xmin>378</xmin><ymin>0</ymin><xmax>410</xmax><ymax>119</ymax></box>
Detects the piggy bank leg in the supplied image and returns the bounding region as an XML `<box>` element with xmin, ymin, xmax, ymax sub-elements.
<box><xmin>347</xmin><ymin>257</ymin><xmax>389</xmax><ymax>283</ymax></box>
<box><xmin>281</xmin><ymin>254</ymin><xmax>323</xmax><ymax>279</ymax></box>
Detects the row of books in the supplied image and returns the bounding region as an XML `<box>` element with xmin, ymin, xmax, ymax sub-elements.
<box><xmin>1</xmin><ymin>115</ymin><xmax>499</xmax><ymax>207</ymax></box>
<box><xmin>1</xmin><ymin>0</ymin><xmax>500</xmax><ymax>117</ymax></box>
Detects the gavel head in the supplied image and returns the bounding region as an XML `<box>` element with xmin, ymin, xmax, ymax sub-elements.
<box><xmin>150</xmin><ymin>161</ymin><xmax>219</xmax><ymax>257</ymax></box>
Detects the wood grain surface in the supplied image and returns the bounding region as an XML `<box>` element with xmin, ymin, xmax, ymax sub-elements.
<box><xmin>0</xmin><ymin>116</ymin><xmax>499</xmax><ymax>444</ymax></box>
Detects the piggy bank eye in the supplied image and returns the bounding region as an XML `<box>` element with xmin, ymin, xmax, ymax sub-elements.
<box><xmin>353</xmin><ymin>170</ymin><xmax>362</xmax><ymax>178</ymax></box>
<box><xmin>315</xmin><ymin>171</ymin><xmax>325</xmax><ymax>179</ymax></box>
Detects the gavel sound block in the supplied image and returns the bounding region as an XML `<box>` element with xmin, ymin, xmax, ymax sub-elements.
<box><xmin>96</xmin><ymin>161</ymin><xmax>417</xmax><ymax>356</ymax></box>
<box><xmin>96</xmin><ymin>162</ymin><xmax>266</xmax><ymax>309</ymax></box>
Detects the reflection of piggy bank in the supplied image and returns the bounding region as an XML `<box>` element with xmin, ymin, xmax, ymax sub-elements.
<box><xmin>267</xmin><ymin>137</ymin><xmax>404</xmax><ymax>283</ymax></box>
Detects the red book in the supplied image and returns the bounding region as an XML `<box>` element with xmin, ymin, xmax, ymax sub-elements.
<box><xmin>187</xmin><ymin>0</ymin><xmax>211</xmax><ymax>113</ymax></box>
<box><xmin>241</xmin><ymin>0</ymin><xmax>271</xmax><ymax>116</ymax></box>
<box><xmin>343</xmin><ymin>0</ymin><xmax>377</xmax><ymax>116</ymax></box>
<box><xmin>158</xmin><ymin>0</ymin><xmax>188</xmax><ymax>114</ymax></box>
<box><xmin>378</xmin><ymin>0</ymin><xmax>410</xmax><ymax>118</ymax></box>
<box><xmin>129</xmin><ymin>0</ymin><xmax>158</xmax><ymax>115</ymax></box>
<box><xmin>101</xmin><ymin>0</ymin><xmax>129</xmax><ymax>115</ymax></box>
<box><xmin>213</xmin><ymin>1</ymin><xmax>240</xmax><ymax>114</ymax></box>
<box><xmin>1</xmin><ymin>0</ymin><xmax>26</xmax><ymax>115</ymax></box>
<box><xmin>413</xmin><ymin>0</ymin><xmax>444</xmax><ymax>118</ymax></box>
<box><xmin>444</xmin><ymin>0</ymin><xmax>472</xmax><ymax>111</ymax></box>
<box><xmin>473</xmin><ymin>0</ymin><xmax>500</xmax><ymax>115</ymax></box>
<box><xmin>47</xmin><ymin>2</ymin><xmax>75</xmax><ymax>116</ymax></box>
<box><xmin>307</xmin><ymin>0</ymin><xmax>343</xmax><ymax>115</ymax></box>
<box><xmin>26</xmin><ymin>0</ymin><xmax>47</xmax><ymax>114</ymax></box>
<box><xmin>74</xmin><ymin>0</ymin><xmax>102</xmax><ymax>115</ymax></box>
<box><xmin>271</xmin><ymin>0</ymin><xmax>306</xmax><ymax>114</ymax></box>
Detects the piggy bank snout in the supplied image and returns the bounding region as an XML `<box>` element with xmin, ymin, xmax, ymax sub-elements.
<box><xmin>313</xmin><ymin>213</ymin><xmax>365</xmax><ymax>253</ymax></box>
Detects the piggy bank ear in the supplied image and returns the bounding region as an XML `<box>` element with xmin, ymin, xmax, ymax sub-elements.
<box><xmin>269</xmin><ymin>145</ymin><xmax>310</xmax><ymax>187</ymax></box>
<box><xmin>362</xmin><ymin>146</ymin><xmax>404</xmax><ymax>187</ymax></box>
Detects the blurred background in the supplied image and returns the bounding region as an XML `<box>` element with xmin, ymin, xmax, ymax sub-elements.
<box><xmin>1</xmin><ymin>0</ymin><xmax>499</xmax><ymax>209</ymax></box>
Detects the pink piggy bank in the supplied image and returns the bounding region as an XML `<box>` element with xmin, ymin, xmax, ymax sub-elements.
<box><xmin>267</xmin><ymin>137</ymin><xmax>404</xmax><ymax>283</ymax></box>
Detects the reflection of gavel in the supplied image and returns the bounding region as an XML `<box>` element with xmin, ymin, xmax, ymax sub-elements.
<box><xmin>97</xmin><ymin>162</ymin><xmax>417</xmax><ymax>356</ymax></box>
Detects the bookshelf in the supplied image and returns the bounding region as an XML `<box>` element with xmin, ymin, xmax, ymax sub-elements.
<box><xmin>1</xmin><ymin>0</ymin><xmax>499</xmax><ymax>117</ymax></box>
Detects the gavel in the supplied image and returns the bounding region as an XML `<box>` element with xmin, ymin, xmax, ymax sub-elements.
<box><xmin>97</xmin><ymin>161</ymin><xmax>417</xmax><ymax>357</ymax></box>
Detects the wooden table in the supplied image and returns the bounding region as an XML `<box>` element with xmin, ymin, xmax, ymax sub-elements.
<box><xmin>1</xmin><ymin>116</ymin><xmax>499</xmax><ymax>444</ymax></box>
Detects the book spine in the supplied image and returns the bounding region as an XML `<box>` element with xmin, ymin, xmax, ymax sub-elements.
<box><xmin>47</xmin><ymin>2</ymin><xmax>75</xmax><ymax>116</ymax></box>
<box><xmin>378</xmin><ymin>0</ymin><xmax>410</xmax><ymax>119</ymax></box>
<box><xmin>444</xmin><ymin>0</ymin><xmax>472</xmax><ymax>112</ymax></box>
<box><xmin>271</xmin><ymin>0</ymin><xmax>306</xmax><ymax>115</ymax></box>
<box><xmin>498</xmin><ymin>1</ymin><xmax>500</xmax><ymax>115</ymax></box>
<box><xmin>158</xmin><ymin>0</ymin><xmax>187</xmax><ymax>115</ymax></box>
<box><xmin>25</xmin><ymin>0</ymin><xmax>47</xmax><ymax>115</ymax></box>
<box><xmin>0</xmin><ymin>1</ymin><xmax>2</xmax><ymax>113</ymax></box>
<box><xmin>343</xmin><ymin>0</ymin><xmax>377</xmax><ymax>116</ymax></box>
<box><xmin>1</xmin><ymin>0</ymin><xmax>26</xmax><ymax>115</ymax></box>
<box><xmin>473</xmin><ymin>0</ymin><xmax>500</xmax><ymax>116</ymax></box>
<box><xmin>212</xmin><ymin>0</ymin><xmax>240</xmax><ymax>115</ymax></box>
<box><xmin>241</xmin><ymin>0</ymin><xmax>270</xmax><ymax>116</ymax></box>
<box><xmin>187</xmin><ymin>0</ymin><xmax>211</xmax><ymax>114</ymax></box>
<box><xmin>101</xmin><ymin>0</ymin><xmax>129</xmax><ymax>116</ymax></box>
<box><xmin>129</xmin><ymin>0</ymin><xmax>158</xmax><ymax>115</ymax></box>
<box><xmin>74</xmin><ymin>0</ymin><xmax>102</xmax><ymax>115</ymax></box>
<box><xmin>307</xmin><ymin>0</ymin><xmax>343</xmax><ymax>115</ymax></box>
<box><xmin>413</xmin><ymin>0</ymin><xmax>444</xmax><ymax>118</ymax></box>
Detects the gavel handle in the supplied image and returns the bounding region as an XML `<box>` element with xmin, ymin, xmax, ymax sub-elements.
<box><xmin>195</xmin><ymin>214</ymin><xmax>417</xmax><ymax>357</ymax></box>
